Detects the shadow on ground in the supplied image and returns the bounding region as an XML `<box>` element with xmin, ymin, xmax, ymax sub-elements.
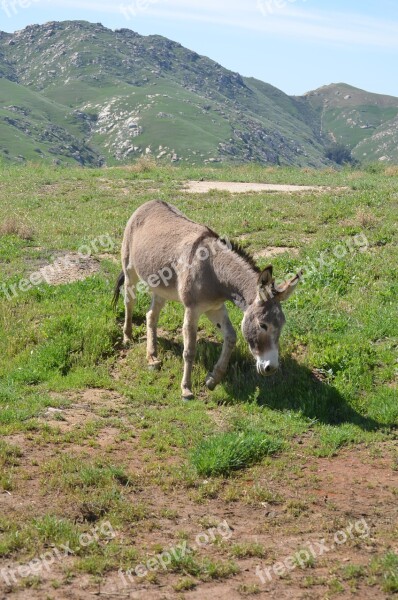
<box><xmin>158</xmin><ymin>336</ymin><xmax>382</xmax><ymax>432</ymax></box>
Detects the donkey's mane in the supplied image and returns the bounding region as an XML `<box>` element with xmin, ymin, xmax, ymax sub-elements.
<box><xmin>201</xmin><ymin>226</ymin><xmax>260</xmax><ymax>274</ymax></box>
<box><xmin>219</xmin><ymin>238</ymin><xmax>260</xmax><ymax>274</ymax></box>
<box><xmin>197</xmin><ymin>223</ymin><xmax>260</xmax><ymax>274</ymax></box>
<box><xmin>160</xmin><ymin>201</ymin><xmax>260</xmax><ymax>274</ymax></box>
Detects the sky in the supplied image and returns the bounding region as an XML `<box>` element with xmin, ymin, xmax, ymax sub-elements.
<box><xmin>0</xmin><ymin>0</ymin><xmax>397</xmax><ymax>97</ymax></box>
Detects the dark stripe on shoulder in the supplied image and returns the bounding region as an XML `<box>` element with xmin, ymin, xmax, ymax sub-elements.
<box><xmin>189</xmin><ymin>229</ymin><xmax>218</xmax><ymax>264</ymax></box>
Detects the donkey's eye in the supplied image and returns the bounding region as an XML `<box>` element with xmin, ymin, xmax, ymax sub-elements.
<box><xmin>260</xmin><ymin>323</ymin><xmax>268</xmax><ymax>332</ymax></box>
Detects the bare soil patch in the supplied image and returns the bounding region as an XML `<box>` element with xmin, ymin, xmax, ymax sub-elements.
<box><xmin>37</xmin><ymin>252</ymin><xmax>101</xmax><ymax>285</ymax></box>
<box><xmin>253</xmin><ymin>246</ymin><xmax>299</xmax><ymax>260</ymax></box>
<box><xmin>183</xmin><ymin>181</ymin><xmax>333</xmax><ymax>194</ymax></box>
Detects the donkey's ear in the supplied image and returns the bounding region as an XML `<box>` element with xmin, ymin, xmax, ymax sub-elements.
<box><xmin>273</xmin><ymin>269</ymin><xmax>303</xmax><ymax>302</ymax></box>
<box><xmin>256</xmin><ymin>265</ymin><xmax>275</xmax><ymax>303</ymax></box>
<box><xmin>258</xmin><ymin>265</ymin><xmax>273</xmax><ymax>289</ymax></box>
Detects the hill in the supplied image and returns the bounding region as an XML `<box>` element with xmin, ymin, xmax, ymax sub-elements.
<box><xmin>303</xmin><ymin>83</ymin><xmax>398</xmax><ymax>163</ymax></box>
<box><xmin>0</xmin><ymin>22</ymin><xmax>397</xmax><ymax>166</ymax></box>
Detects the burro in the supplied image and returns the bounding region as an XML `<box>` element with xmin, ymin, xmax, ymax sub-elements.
<box><xmin>113</xmin><ymin>200</ymin><xmax>302</xmax><ymax>400</ymax></box>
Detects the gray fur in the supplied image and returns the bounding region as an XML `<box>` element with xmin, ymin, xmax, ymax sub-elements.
<box><xmin>116</xmin><ymin>200</ymin><xmax>301</xmax><ymax>399</ymax></box>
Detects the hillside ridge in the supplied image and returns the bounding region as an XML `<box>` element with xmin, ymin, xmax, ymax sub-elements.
<box><xmin>0</xmin><ymin>21</ymin><xmax>397</xmax><ymax>166</ymax></box>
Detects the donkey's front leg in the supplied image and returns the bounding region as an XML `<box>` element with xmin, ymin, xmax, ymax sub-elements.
<box><xmin>181</xmin><ymin>307</ymin><xmax>200</xmax><ymax>400</ymax></box>
<box><xmin>205</xmin><ymin>305</ymin><xmax>237</xmax><ymax>390</ymax></box>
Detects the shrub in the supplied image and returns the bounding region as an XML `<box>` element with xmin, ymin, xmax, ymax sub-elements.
<box><xmin>325</xmin><ymin>144</ymin><xmax>355</xmax><ymax>165</ymax></box>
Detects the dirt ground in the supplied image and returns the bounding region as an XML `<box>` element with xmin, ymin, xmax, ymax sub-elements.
<box><xmin>31</xmin><ymin>252</ymin><xmax>101</xmax><ymax>286</ymax></box>
<box><xmin>1</xmin><ymin>388</ymin><xmax>397</xmax><ymax>599</ymax></box>
<box><xmin>183</xmin><ymin>181</ymin><xmax>333</xmax><ymax>194</ymax></box>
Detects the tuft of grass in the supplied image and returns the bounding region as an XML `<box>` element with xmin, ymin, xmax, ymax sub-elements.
<box><xmin>370</xmin><ymin>551</ymin><xmax>398</xmax><ymax>593</ymax></box>
<box><xmin>328</xmin><ymin>577</ymin><xmax>344</xmax><ymax>593</ymax></box>
<box><xmin>294</xmin><ymin>548</ymin><xmax>316</xmax><ymax>569</ymax></box>
<box><xmin>229</xmin><ymin>542</ymin><xmax>267</xmax><ymax>559</ymax></box>
<box><xmin>166</xmin><ymin>547</ymin><xmax>239</xmax><ymax>581</ymax></box>
<box><xmin>312</xmin><ymin>424</ymin><xmax>363</xmax><ymax>457</ymax></box>
<box><xmin>244</xmin><ymin>485</ymin><xmax>285</xmax><ymax>506</ymax></box>
<box><xmin>0</xmin><ymin>440</ymin><xmax>23</xmax><ymax>491</ymax></box>
<box><xmin>43</xmin><ymin>455</ymin><xmax>132</xmax><ymax>490</ymax></box>
<box><xmin>190</xmin><ymin>431</ymin><xmax>282</xmax><ymax>477</ymax></box>
<box><xmin>0</xmin><ymin>218</ymin><xmax>35</xmax><ymax>240</ymax></box>
<box><xmin>202</xmin><ymin>558</ymin><xmax>240</xmax><ymax>580</ymax></box>
<box><xmin>238</xmin><ymin>583</ymin><xmax>261</xmax><ymax>595</ymax></box>
<box><xmin>32</xmin><ymin>515</ymin><xmax>82</xmax><ymax>548</ymax></box>
<box><xmin>0</xmin><ymin>440</ymin><xmax>22</xmax><ymax>466</ymax></box>
<box><xmin>340</xmin><ymin>564</ymin><xmax>366</xmax><ymax>580</ymax></box>
<box><xmin>286</xmin><ymin>499</ymin><xmax>309</xmax><ymax>517</ymax></box>
<box><xmin>128</xmin><ymin>156</ymin><xmax>157</xmax><ymax>173</ymax></box>
<box><xmin>173</xmin><ymin>577</ymin><xmax>197</xmax><ymax>591</ymax></box>
<box><xmin>0</xmin><ymin>515</ymin><xmax>81</xmax><ymax>558</ymax></box>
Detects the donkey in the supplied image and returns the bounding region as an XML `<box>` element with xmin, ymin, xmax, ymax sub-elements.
<box><xmin>113</xmin><ymin>200</ymin><xmax>302</xmax><ymax>400</ymax></box>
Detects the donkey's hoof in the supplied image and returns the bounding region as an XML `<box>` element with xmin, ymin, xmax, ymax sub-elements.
<box><xmin>182</xmin><ymin>387</ymin><xmax>195</xmax><ymax>401</ymax></box>
<box><xmin>123</xmin><ymin>336</ymin><xmax>132</xmax><ymax>347</ymax></box>
<box><xmin>205</xmin><ymin>373</ymin><xmax>217</xmax><ymax>391</ymax></box>
<box><xmin>147</xmin><ymin>357</ymin><xmax>162</xmax><ymax>371</ymax></box>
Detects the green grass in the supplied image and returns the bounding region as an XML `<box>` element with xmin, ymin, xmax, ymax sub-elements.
<box><xmin>0</xmin><ymin>161</ymin><xmax>396</xmax><ymax>595</ymax></box>
<box><xmin>191</xmin><ymin>431</ymin><xmax>283</xmax><ymax>476</ymax></box>
<box><xmin>229</xmin><ymin>543</ymin><xmax>267</xmax><ymax>559</ymax></box>
<box><xmin>0</xmin><ymin>162</ymin><xmax>396</xmax><ymax>435</ymax></box>
<box><xmin>370</xmin><ymin>552</ymin><xmax>398</xmax><ymax>593</ymax></box>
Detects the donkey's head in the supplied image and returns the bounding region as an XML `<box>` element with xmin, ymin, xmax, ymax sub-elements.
<box><xmin>241</xmin><ymin>265</ymin><xmax>302</xmax><ymax>376</ymax></box>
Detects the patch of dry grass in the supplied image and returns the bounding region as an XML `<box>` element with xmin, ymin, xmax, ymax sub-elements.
<box><xmin>355</xmin><ymin>209</ymin><xmax>378</xmax><ymax>229</ymax></box>
<box><xmin>0</xmin><ymin>218</ymin><xmax>35</xmax><ymax>240</ymax></box>
<box><xmin>384</xmin><ymin>166</ymin><xmax>398</xmax><ymax>177</ymax></box>
<box><xmin>127</xmin><ymin>156</ymin><xmax>157</xmax><ymax>173</ymax></box>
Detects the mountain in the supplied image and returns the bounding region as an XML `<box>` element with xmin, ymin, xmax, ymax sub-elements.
<box><xmin>303</xmin><ymin>83</ymin><xmax>398</xmax><ymax>163</ymax></box>
<box><xmin>0</xmin><ymin>21</ymin><xmax>397</xmax><ymax>167</ymax></box>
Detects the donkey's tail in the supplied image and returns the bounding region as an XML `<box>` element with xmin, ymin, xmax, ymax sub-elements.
<box><xmin>112</xmin><ymin>271</ymin><xmax>125</xmax><ymax>311</ymax></box>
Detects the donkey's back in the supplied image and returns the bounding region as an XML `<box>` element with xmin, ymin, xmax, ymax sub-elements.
<box><xmin>123</xmin><ymin>200</ymin><xmax>211</xmax><ymax>279</ymax></box>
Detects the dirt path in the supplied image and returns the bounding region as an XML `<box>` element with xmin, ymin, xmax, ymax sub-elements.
<box><xmin>183</xmin><ymin>181</ymin><xmax>333</xmax><ymax>194</ymax></box>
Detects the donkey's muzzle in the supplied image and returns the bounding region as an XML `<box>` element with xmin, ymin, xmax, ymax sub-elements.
<box><xmin>257</xmin><ymin>360</ymin><xmax>278</xmax><ymax>376</ymax></box>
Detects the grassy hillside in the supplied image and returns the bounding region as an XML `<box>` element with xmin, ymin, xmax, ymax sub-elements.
<box><xmin>2</xmin><ymin>23</ymin><xmax>398</xmax><ymax>167</ymax></box>
<box><xmin>305</xmin><ymin>83</ymin><xmax>398</xmax><ymax>162</ymax></box>
<box><xmin>0</xmin><ymin>21</ymin><xmax>328</xmax><ymax>167</ymax></box>
<box><xmin>0</xmin><ymin>78</ymin><xmax>102</xmax><ymax>164</ymax></box>
<box><xmin>0</xmin><ymin>162</ymin><xmax>397</xmax><ymax>598</ymax></box>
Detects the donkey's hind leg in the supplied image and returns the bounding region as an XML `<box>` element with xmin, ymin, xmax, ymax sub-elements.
<box><xmin>205</xmin><ymin>305</ymin><xmax>237</xmax><ymax>390</ymax></box>
<box><xmin>146</xmin><ymin>294</ymin><xmax>166</xmax><ymax>370</ymax></box>
<box><xmin>123</xmin><ymin>267</ymin><xmax>138</xmax><ymax>344</ymax></box>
